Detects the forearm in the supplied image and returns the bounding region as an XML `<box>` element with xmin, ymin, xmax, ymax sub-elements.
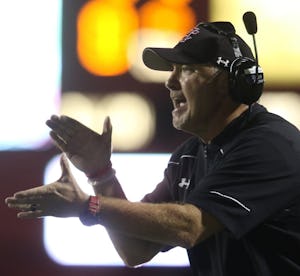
<box><xmin>89</xmin><ymin>173</ymin><xmax>221</xmax><ymax>265</ymax></box>
<box><xmin>91</xmin><ymin>174</ymin><xmax>197</xmax><ymax>247</ymax></box>
<box><xmin>91</xmin><ymin>177</ymin><xmax>164</xmax><ymax>265</ymax></box>
<box><xmin>106</xmin><ymin>229</ymin><xmax>165</xmax><ymax>267</ymax></box>
<box><xmin>98</xmin><ymin>197</ymin><xmax>205</xmax><ymax>248</ymax></box>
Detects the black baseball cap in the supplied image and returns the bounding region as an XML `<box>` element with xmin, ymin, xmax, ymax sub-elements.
<box><xmin>142</xmin><ymin>22</ymin><xmax>254</xmax><ymax>71</ymax></box>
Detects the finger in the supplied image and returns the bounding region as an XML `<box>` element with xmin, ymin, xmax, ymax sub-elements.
<box><xmin>60</xmin><ymin>115</ymin><xmax>89</xmax><ymax>133</ymax></box>
<box><xmin>59</xmin><ymin>154</ymin><xmax>73</xmax><ymax>182</ymax></box>
<box><xmin>5</xmin><ymin>196</ymin><xmax>15</xmax><ymax>204</ymax></box>
<box><xmin>46</xmin><ymin>115</ymin><xmax>67</xmax><ymax>133</ymax></box>
<box><xmin>7</xmin><ymin>202</ymin><xmax>41</xmax><ymax>212</ymax></box>
<box><xmin>17</xmin><ymin>210</ymin><xmax>43</xmax><ymax>219</ymax></box>
<box><xmin>13</xmin><ymin>185</ymin><xmax>52</xmax><ymax>199</ymax></box>
<box><xmin>5</xmin><ymin>197</ymin><xmax>26</xmax><ymax>204</ymax></box>
<box><xmin>47</xmin><ymin>115</ymin><xmax>78</xmax><ymax>141</ymax></box>
<box><xmin>14</xmin><ymin>188</ymin><xmax>43</xmax><ymax>199</ymax></box>
<box><xmin>60</xmin><ymin>153</ymin><xmax>70</xmax><ymax>173</ymax></box>
<box><xmin>47</xmin><ymin>121</ymin><xmax>73</xmax><ymax>143</ymax></box>
<box><xmin>9</xmin><ymin>195</ymin><xmax>43</xmax><ymax>204</ymax></box>
<box><xmin>50</xmin><ymin>115</ymin><xmax>59</xmax><ymax>120</ymax></box>
<box><xmin>7</xmin><ymin>202</ymin><xmax>32</xmax><ymax>210</ymax></box>
<box><xmin>45</xmin><ymin>115</ymin><xmax>59</xmax><ymax>127</ymax></box>
<box><xmin>49</xmin><ymin>131</ymin><xmax>68</xmax><ymax>152</ymax></box>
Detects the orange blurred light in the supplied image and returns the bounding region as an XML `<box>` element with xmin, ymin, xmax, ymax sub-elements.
<box><xmin>139</xmin><ymin>0</ymin><xmax>195</xmax><ymax>33</ymax></box>
<box><xmin>77</xmin><ymin>0</ymin><xmax>138</xmax><ymax>76</ymax></box>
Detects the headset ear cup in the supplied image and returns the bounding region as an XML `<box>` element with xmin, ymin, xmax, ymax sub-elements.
<box><xmin>229</xmin><ymin>58</ymin><xmax>263</xmax><ymax>105</ymax></box>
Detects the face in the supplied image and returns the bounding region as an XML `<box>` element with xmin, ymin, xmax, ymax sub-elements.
<box><xmin>165</xmin><ymin>63</ymin><xmax>228</xmax><ymax>137</ymax></box>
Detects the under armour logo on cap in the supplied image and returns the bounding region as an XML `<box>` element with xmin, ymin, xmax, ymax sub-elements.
<box><xmin>216</xmin><ymin>56</ymin><xmax>230</xmax><ymax>68</ymax></box>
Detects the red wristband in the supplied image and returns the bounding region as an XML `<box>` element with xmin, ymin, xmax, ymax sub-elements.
<box><xmin>86</xmin><ymin>162</ymin><xmax>112</xmax><ymax>179</ymax></box>
<box><xmin>88</xmin><ymin>196</ymin><xmax>101</xmax><ymax>215</ymax></box>
<box><xmin>79</xmin><ymin>196</ymin><xmax>101</xmax><ymax>226</ymax></box>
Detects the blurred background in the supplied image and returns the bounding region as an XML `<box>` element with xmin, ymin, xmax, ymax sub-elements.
<box><xmin>1</xmin><ymin>0</ymin><xmax>300</xmax><ymax>275</ymax></box>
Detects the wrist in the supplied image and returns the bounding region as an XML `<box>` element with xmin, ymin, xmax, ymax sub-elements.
<box><xmin>87</xmin><ymin>163</ymin><xmax>116</xmax><ymax>188</ymax></box>
<box><xmin>85</xmin><ymin>161</ymin><xmax>112</xmax><ymax>179</ymax></box>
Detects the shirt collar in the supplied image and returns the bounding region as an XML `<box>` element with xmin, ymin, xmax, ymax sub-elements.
<box><xmin>210</xmin><ymin>103</ymin><xmax>267</xmax><ymax>146</ymax></box>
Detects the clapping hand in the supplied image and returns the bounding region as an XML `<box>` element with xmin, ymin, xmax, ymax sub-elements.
<box><xmin>46</xmin><ymin>115</ymin><xmax>112</xmax><ymax>176</ymax></box>
<box><xmin>5</xmin><ymin>154</ymin><xmax>89</xmax><ymax>218</ymax></box>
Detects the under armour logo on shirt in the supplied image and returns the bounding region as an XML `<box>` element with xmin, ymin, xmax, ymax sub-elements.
<box><xmin>178</xmin><ymin>178</ymin><xmax>191</xmax><ymax>189</ymax></box>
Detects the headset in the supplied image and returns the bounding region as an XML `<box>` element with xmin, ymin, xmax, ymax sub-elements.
<box><xmin>228</xmin><ymin>12</ymin><xmax>264</xmax><ymax>105</ymax></box>
<box><xmin>203</xmin><ymin>12</ymin><xmax>264</xmax><ymax>105</ymax></box>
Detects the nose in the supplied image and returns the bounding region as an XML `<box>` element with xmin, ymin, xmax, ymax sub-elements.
<box><xmin>165</xmin><ymin>68</ymin><xmax>181</xmax><ymax>91</ymax></box>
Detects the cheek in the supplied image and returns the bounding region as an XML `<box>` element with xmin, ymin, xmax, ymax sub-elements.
<box><xmin>188</xmin><ymin>82</ymin><xmax>216</xmax><ymax>118</ymax></box>
<box><xmin>184</xmin><ymin>79</ymin><xmax>207</xmax><ymax>106</ymax></box>
<box><xmin>181</xmin><ymin>76</ymin><xmax>202</xmax><ymax>98</ymax></box>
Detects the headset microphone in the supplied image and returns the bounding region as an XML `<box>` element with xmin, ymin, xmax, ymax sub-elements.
<box><xmin>243</xmin><ymin>11</ymin><xmax>257</xmax><ymax>35</ymax></box>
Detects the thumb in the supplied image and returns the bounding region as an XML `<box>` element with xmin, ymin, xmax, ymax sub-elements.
<box><xmin>102</xmin><ymin>116</ymin><xmax>112</xmax><ymax>135</ymax></box>
<box><xmin>59</xmin><ymin>153</ymin><xmax>72</xmax><ymax>182</ymax></box>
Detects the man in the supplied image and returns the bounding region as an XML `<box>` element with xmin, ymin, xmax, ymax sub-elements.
<box><xmin>5</xmin><ymin>21</ymin><xmax>300</xmax><ymax>276</ymax></box>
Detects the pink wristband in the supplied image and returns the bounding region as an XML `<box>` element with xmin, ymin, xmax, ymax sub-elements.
<box><xmin>88</xmin><ymin>196</ymin><xmax>101</xmax><ymax>215</ymax></box>
<box><xmin>85</xmin><ymin>162</ymin><xmax>112</xmax><ymax>179</ymax></box>
<box><xmin>79</xmin><ymin>196</ymin><xmax>101</xmax><ymax>226</ymax></box>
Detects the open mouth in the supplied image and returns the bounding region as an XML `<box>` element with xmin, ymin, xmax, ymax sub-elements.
<box><xmin>173</xmin><ymin>96</ymin><xmax>187</xmax><ymax>110</ymax></box>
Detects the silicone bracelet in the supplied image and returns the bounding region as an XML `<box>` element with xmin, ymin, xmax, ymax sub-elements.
<box><xmin>79</xmin><ymin>196</ymin><xmax>101</xmax><ymax>226</ymax></box>
<box><xmin>85</xmin><ymin>162</ymin><xmax>112</xmax><ymax>179</ymax></box>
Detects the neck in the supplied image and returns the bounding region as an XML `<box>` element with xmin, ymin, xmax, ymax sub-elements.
<box><xmin>198</xmin><ymin>104</ymin><xmax>249</xmax><ymax>144</ymax></box>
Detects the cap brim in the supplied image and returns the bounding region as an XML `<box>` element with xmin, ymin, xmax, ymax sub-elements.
<box><xmin>142</xmin><ymin>47</ymin><xmax>197</xmax><ymax>71</ymax></box>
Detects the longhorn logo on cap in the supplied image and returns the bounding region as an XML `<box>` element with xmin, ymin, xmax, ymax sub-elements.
<box><xmin>180</xmin><ymin>27</ymin><xmax>200</xmax><ymax>43</ymax></box>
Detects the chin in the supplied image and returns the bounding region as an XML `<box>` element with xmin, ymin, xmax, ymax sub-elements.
<box><xmin>172</xmin><ymin>119</ymin><xmax>189</xmax><ymax>132</ymax></box>
<box><xmin>173</xmin><ymin>118</ymin><xmax>203</xmax><ymax>137</ymax></box>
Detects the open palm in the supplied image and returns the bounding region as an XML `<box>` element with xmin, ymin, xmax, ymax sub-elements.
<box><xmin>46</xmin><ymin>115</ymin><xmax>112</xmax><ymax>175</ymax></box>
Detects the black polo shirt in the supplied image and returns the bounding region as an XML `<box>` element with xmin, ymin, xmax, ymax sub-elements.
<box><xmin>142</xmin><ymin>104</ymin><xmax>300</xmax><ymax>276</ymax></box>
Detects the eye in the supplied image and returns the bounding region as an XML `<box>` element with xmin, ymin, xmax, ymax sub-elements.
<box><xmin>181</xmin><ymin>65</ymin><xmax>197</xmax><ymax>74</ymax></box>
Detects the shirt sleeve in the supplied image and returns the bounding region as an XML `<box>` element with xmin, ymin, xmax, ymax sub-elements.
<box><xmin>141</xmin><ymin>168</ymin><xmax>174</xmax><ymax>203</ymax></box>
<box><xmin>186</xmin><ymin>131</ymin><xmax>300</xmax><ymax>239</ymax></box>
<box><xmin>141</xmin><ymin>137</ymin><xmax>199</xmax><ymax>204</ymax></box>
